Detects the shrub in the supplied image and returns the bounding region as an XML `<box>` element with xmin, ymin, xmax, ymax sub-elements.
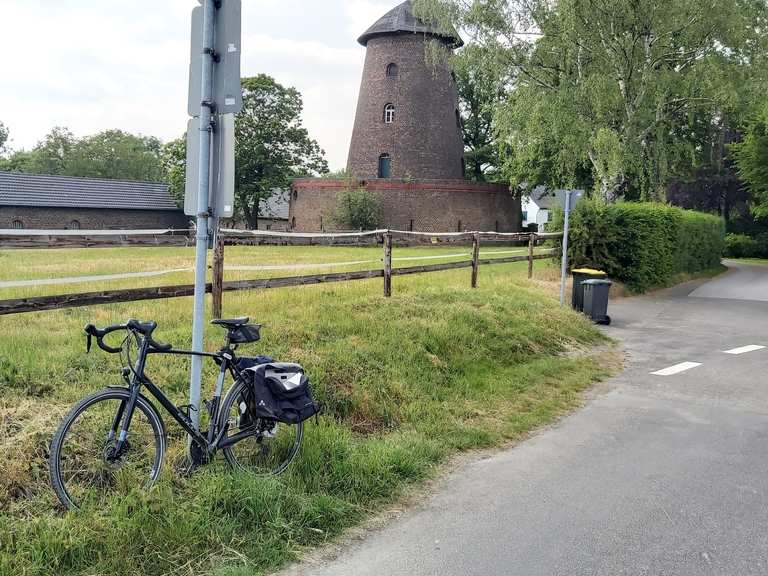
<box><xmin>330</xmin><ymin>187</ymin><xmax>381</xmax><ymax>231</ymax></box>
<box><xmin>563</xmin><ymin>200</ymin><xmax>725</xmax><ymax>292</ymax></box>
<box><xmin>725</xmin><ymin>233</ymin><xmax>768</xmax><ymax>259</ymax></box>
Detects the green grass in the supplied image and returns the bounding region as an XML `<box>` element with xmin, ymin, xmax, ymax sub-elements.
<box><xmin>0</xmin><ymin>244</ymin><xmax>546</xmax><ymax>299</ymax></box>
<box><xmin>0</xmin><ymin>248</ymin><xmax>612</xmax><ymax>576</ymax></box>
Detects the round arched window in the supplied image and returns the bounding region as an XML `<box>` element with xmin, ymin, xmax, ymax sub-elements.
<box><xmin>386</xmin><ymin>63</ymin><xmax>399</xmax><ymax>78</ymax></box>
<box><xmin>383</xmin><ymin>104</ymin><xmax>395</xmax><ymax>124</ymax></box>
<box><xmin>69</xmin><ymin>220</ymin><xmax>81</xmax><ymax>230</ymax></box>
<box><xmin>11</xmin><ymin>220</ymin><xmax>23</xmax><ymax>230</ymax></box>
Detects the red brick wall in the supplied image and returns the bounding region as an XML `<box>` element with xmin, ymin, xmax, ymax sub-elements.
<box><xmin>0</xmin><ymin>207</ymin><xmax>188</xmax><ymax>230</ymax></box>
<box><xmin>290</xmin><ymin>179</ymin><xmax>521</xmax><ymax>233</ymax></box>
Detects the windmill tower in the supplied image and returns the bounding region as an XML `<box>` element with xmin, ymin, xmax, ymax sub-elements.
<box><xmin>346</xmin><ymin>0</ymin><xmax>466</xmax><ymax>180</ymax></box>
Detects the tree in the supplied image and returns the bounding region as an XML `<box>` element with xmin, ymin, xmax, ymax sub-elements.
<box><xmin>0</xmin><ymin>122</ymin><xmax>8</xmax><ymax>156</ymax></box>
<box><xmin>161</xmin><ymin>136</ymin><xmax>187</xmax><ymax>207</ymax></box>
<box><xmin>732</xmin><ymin>103</ymin><xmax>768</xmax><ymax>218</ymax></box>
<box><xmin>64</xmin><ymin>130</ymin><xmax>164</xmax><ymax>181</ymax></box>
<box><xmin>8</xmin><ymin>127</ymin><xmax>76</xmax><ymax>175</ymax></box>
<box><xmin>415</xmin><ymin>0</ymin><xmax>768</xmax><ymax>202</ymax></box>
<box><xmin>235</xmin><ymin>75</ymin><xmax>328</xmax><ymax>229</ymax></box>
<box><xmin>452</xmin><ymin>44</ymin><xmax>507</xmax><ymax>181</ymax></box>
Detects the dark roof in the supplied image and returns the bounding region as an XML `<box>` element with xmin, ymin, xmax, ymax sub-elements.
<box><xmin>358</xmin><ymin>0</ymin><xmax>463</xmax><ymax>47</ymax></box>
<box><xmin>0</xmin><ymin>172</ymin><xmax>179</xmax><ymax>211</ymax></box>
<box><xmin>530</xmin><ymin>186</ymin><xmax>557</xmax><ymax>210</ymax></box>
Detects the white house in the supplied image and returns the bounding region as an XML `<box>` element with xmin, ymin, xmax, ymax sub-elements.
<box><xmin>522</xmin><ymin>187</ymin><xmax>556</xmax><ymax>231</ymax></box>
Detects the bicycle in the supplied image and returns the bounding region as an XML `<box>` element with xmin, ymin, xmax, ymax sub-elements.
<box><xmin>49</xmin><ymin>317</ymin><xmax>307</xmax><ymax>510</ymax></box>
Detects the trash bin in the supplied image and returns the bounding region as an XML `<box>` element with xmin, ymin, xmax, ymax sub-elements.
<box><xmin>571</xmin><ymin>268</ymin><xmax>608</xmax><ymax>312</ymax></box>
<box><xmin>583</xmin><ymin>279</ymin><xmax>613</xmax><ymax>325</ymax></box>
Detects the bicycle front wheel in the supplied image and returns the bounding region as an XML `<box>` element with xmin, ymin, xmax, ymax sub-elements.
<box><xmin>219</xmin><ymin>378</ymin><xmax>303</xmax><ymax>476</ymax></box>
<box><xmin>50</xmin><ymin>388</ymin><xmax>166</xmax><ymax>510</ymax></box>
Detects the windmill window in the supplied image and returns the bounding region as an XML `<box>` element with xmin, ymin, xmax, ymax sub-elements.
<box><xmin>11</xmin><ymin>220</ymin><xmax>23</xmax><ymax>230</ymax></box>
<box><xmin>384</xmin><ymin>104</ymin><xmax>395</xmax><ymax>124</ymax></box>
<box><xmin>386</xmin><ymin>63</ymin><xmax>399</xmax><ymax>78</ymax></box>
<box><xmin>378</xmin><ymin>153</ymin><xmax>392</xmax><ymax>178</ymax></box>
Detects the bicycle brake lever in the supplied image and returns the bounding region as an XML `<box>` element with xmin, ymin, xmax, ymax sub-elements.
<box><xmin>86</xmin><ymin>333</ymin><xmax>93</xmax><ymax>354</ymax></box>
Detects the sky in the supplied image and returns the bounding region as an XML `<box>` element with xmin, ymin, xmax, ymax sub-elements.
<box><xmin>0</xmin><ymin>0</ymin><xmax>398</xmax><ymax>171</ymax></box>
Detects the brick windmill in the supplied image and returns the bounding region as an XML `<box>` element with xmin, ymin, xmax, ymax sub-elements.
<box><xmin>347</xmin><ymin>0</ymin><xmax>466</xmax><ymax>180</ymax></box>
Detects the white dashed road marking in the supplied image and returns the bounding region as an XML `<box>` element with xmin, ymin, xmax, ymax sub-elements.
<box><xmin>651</xmin><ymin>362</ymin><xmax>702</xmax><ymax>376</ymax></box>
<box><xmin>723</xmin><ymin>345</ymin><xmax>766</xmax><ymax>355</ymax></box>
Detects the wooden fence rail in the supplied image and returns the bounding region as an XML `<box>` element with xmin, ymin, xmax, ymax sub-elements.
<box><xmin>0</xmin><ymin>228</ymin><xmax>562</xmax><ymax>316</ymax></box>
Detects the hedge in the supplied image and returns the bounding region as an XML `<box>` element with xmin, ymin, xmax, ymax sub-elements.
<box><xmin>564</xmin><ymin>201</ymin><xmax>725</xmax><ymax>293</ymax></box>
<box><xmin>725</xmin><ymin>233</ymin><xmax>768</xmax><ymax>259</ymax></box>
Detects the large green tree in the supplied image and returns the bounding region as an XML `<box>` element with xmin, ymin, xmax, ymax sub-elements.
<box><xmin>65</xmin><ymin>130</ymin><xmax>164</xmax><ymax>181</ymax></box>
<box><xmin>0</xmin><ymin>128</ymin><xmax>164</xmax><ymax>181</ymax></box>
<box><xmin>452</xmin><ymin>44</ymin><xmax>507</xmax><ymax>181</ymax></box>
<box><xmin>161</xmin><ymin>75</ymin><xmax>328</xmax><ymax>227</ymax></box>
<box><xmin>732</xmin><ymin>103</ymin><xmax>768</xmax><ymax>218</ymax></box>
<box><xmin>416</xmin><ymin>0</ymin><xmax>768</xmax><ymax>202</ymax></box>
<box><xmin>235</xmin><ymin>75</ymin><xmax>328</xmax><ymax>228</ymax></box>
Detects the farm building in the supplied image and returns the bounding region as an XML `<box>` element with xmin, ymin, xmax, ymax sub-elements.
<box><xmin>0</xmin><ymin>171</ymin><xmax>187</xmax><ymax>231</ymax></box>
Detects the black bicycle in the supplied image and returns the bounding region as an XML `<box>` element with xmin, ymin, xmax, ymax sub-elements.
<box><xmin>50</xmin><ymin>317</ymin><xmax>305</xmax><ymax>510</ymax></box>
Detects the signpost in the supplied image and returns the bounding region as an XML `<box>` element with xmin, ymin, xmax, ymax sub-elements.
<box><xmin>186</xmin><ymin>0</ymin><xmax>242</xmax><ymax>432</ymax></box>
<box><xmin>555</xmin><ymin>190</ymin><xmax>584</xmax><ymax>307</ymax></box>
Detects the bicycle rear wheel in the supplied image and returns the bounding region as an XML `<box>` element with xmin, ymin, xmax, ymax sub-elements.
<box><xmin>50</xmin><ymin>388</ymin><xmax>166</xmax><ymax>510</ymax></box>
<box><xmin>219</xmin><ymin>378</ymin><xmax>303</xmax><ymax>476</ymax></box>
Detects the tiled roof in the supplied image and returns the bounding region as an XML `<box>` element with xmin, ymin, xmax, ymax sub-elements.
<box><xmin>0</xmin><ymin>171</ymin><xmax>179</xmax><ymax>211</ymax></box>
<box><xmin>358</xmin><ymin>0</ymin><xmax>463</xmax><ymax>47</ymax></box>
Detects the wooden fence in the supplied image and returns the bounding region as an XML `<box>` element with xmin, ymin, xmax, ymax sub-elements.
<box><xmin>0</xmin><ymin>228</ymin><xmax>561</xmax><ymax>316</ymax></box>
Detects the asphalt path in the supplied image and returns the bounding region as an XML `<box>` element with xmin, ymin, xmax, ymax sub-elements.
<box><xmin>282</xmin><ymin>260</ymin><xmax>768</xmax><ymax>576</ymax></box>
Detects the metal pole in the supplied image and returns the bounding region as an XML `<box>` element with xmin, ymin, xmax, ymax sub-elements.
<box><xmin>188</xmin><ymin>0</ymin><xmax>216</xmax><ymax>431</ymax></box>
<box><xmin>559</xmin><ymin>192</ymin><xmax>571</xmax><ymax>306</ymax></box>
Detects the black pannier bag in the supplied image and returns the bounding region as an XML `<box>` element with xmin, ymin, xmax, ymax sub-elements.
<box><xmin>244</xmin><ymin>363</ymin><xmax>320</xmax><ymax>424</ymax></box>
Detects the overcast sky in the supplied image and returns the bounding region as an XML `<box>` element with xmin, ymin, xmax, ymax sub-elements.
<box><xmin>0</xmin><ymin>0</ymin><xmax>397</xmax><ymax>170</ymax></box>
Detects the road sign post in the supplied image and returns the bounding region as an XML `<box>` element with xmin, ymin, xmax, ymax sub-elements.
<box><xmin>556</xmin><ymin>190</ymin><xmax>584</xmax><ymax>307</ymax></box>
<box><xmin>186</xmin><ymin>0</ymin><xmax>242</xmax><ymax>434</ymax></box>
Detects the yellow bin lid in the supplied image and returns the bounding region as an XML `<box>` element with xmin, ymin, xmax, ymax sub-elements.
<box><xmin>572</xmin><ymin>268</ymin><xmax>607</xmax><ymax>276</ymax></box>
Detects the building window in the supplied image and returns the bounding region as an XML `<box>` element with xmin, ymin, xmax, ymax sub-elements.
<box><xmin>378</xmin><ymin>153</ymin><xmax>392</xmax><ymax>178</ymax></box>
<box><xmin>291</xmin><ymin>216</ymin><xmax>296</xmax><ymax>230</ymax></box>
<box><xmin>457</xmin><ymin>220</ymin><xmax>463</xmax><ymax>232</ymax></box>
<box><xmin>69</xmin><ymin>220</ymin><xmax>81</xmax><ymax>230</ymax></box>
<box><xmin>384</xmin><ymin>104</ymin><xmax>395</xmax><ymax>124</ymax></box>
<box><xmin>11</xmin><ymin>220</ymin><xmax>23</xmax><ymax>230</ymax></box>
<box><xmin>461</xmin><ymin>157</ymin><xmax>466</xmax><ymax>178</ymax></box>
<box><xmin>522</xmin><ymin>211</ymin><xmax>529</xmax><ymax>222</ymax></box>
<box><xmin>456</xmin><ymin>109</ymin><xmax>462</xmax><ymax>130</ymax></box>
<box><xmin>386</xmin><ymin>63</ymin><xmax>399</xmax><ymax>78</ymax></box>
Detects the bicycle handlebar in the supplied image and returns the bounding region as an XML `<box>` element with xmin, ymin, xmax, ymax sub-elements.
<box><xmin>85</xmin><ymin>320</ymin><xmax>172</xmax><ymax>354</ymax></box>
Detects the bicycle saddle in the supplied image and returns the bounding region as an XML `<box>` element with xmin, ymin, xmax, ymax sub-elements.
<box><xmin>211</xmin><ymin>317</ymin><xmax>250</xmax><ymax>328</ymax></box>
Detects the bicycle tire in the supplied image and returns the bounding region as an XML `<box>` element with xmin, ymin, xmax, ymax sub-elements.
<box><xmin>218</xmin><ymin>378</ymin><xmax>303</xmax><ymax>476</ymax></box>
<box><xmin>50</xmin><ymin>388</ymin><xmax>166</xmax><ymax>511</ymax></box>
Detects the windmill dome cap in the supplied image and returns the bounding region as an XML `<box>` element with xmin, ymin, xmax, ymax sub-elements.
<box><xmin>358</xmin><ymin>0</ymin><xmax>464</xmax><ymax>47</ymax></box>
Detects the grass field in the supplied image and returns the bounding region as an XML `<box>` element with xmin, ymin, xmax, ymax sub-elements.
<box><xmin>0</xmin><ymin>246</ymin><xmax>613</xmax><ymax>576</ymax></box>
<box><xmin>0</xmin><ymin>243</ymin><xmax>546</xmax><ymax>299</ymax></box>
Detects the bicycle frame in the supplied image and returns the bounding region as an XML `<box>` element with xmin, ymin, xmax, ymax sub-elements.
<box><xmin>111</xmin><ymin>332</ymin><xmax>251</xmax><ymax>459</ymax></box>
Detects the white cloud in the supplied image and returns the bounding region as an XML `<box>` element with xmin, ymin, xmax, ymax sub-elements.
<box><xmin>0</xmin><ymin>0</ymin><xmax>382</xmax><ymax>171</ymax></box>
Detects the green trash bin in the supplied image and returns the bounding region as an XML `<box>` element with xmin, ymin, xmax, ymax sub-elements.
<box><xmin>583</xmin><ymin>279</ymin><xmax>613</xmax><ymax>325</ymax></box>
<box><xmin>571</xmin><ymin>268</ymin><xmax>607</xmax><ymax>312</ymax></box>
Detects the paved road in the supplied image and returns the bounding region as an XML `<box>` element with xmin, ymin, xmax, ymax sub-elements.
<box><xmin>283</xmin><ymin>261</ymin><xmax>768</xmax><ymax>576</ymax></box>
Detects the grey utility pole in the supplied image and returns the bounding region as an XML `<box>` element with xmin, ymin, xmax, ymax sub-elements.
<box><xmin>188</xmin><ymin>0</ymin><xmax>216</xmax><ymax>431</ymax></box>
<box><xmin>556</xmin><ymin>189</ymin><xmax>582</xmax><ymax>307</ymax></box>
<box><xmin>559</xmin><ymin>192</ymin><xmax>572</xmax><ymax>307</ymax></box>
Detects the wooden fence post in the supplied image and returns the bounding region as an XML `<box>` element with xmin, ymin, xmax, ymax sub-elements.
<box><xmin>212</xmin><ymin>233</ymin><xmax>225</xmax><ymax>319</ymax></box>
<box><xmin>471</xmin><ymin>233</ymin><xmax>480</xmax><ymax>288</ymax></box>
<box><xmin>528</xmin><ymin>233</ymin><xmax>536</xmax><ymax>279</ymax></box>
<box><xmin>383</xmin><ymin>231</ymin><xmax>393</xmax><ymax>297</ymax></box>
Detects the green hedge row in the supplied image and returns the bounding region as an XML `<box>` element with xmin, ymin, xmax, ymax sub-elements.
<box><xmin>725</xmin><ymin>233</ymin><xmax>768</xmax><ymax>259</ymax></box>
<box><xmin>564</xmin><ymin>201</ymin><xmax>725</xmax><ymax>292</ymax></box>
